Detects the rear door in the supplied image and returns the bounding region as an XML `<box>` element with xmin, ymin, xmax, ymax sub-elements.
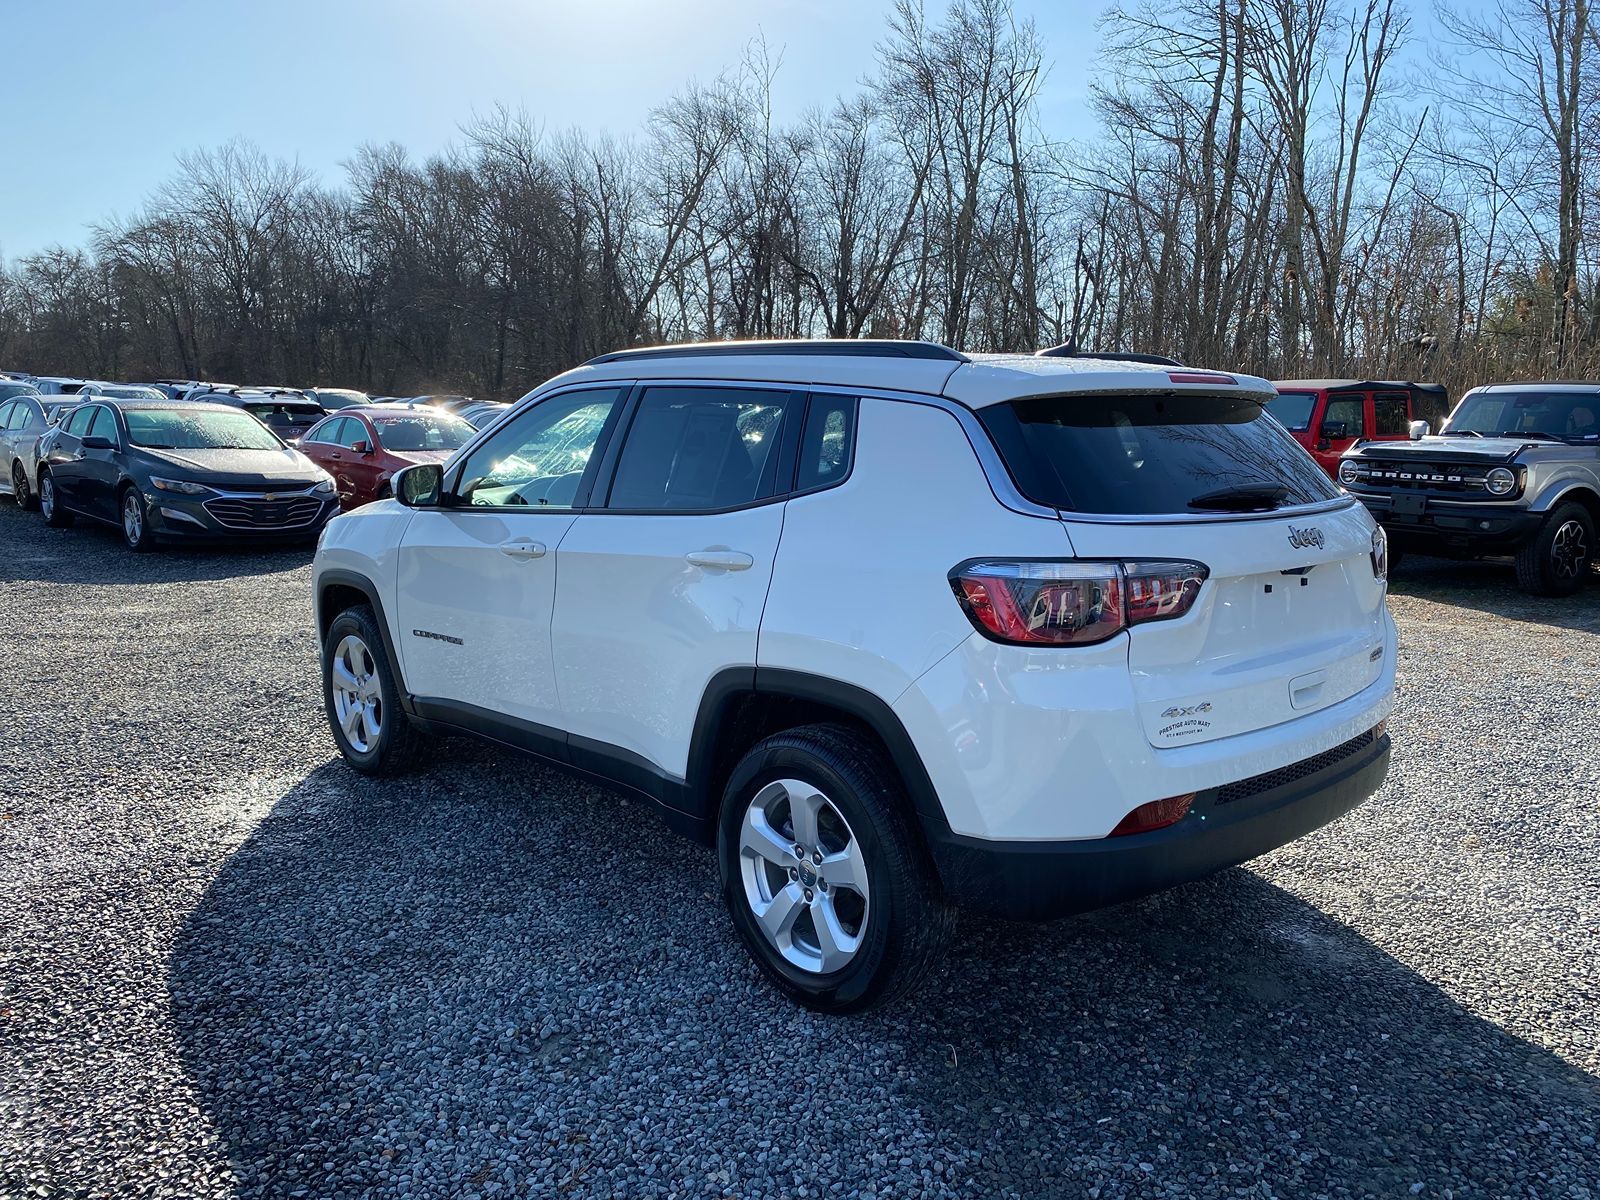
<box><xmin>978</xmin><ymin>390</ymin><xmax>1388</xmax><ymax>748</ymax></box>
<box><xmin>393</xmin><ymin>385</ymin><xmax>628</xmax><ymax>731</ymax></box>
<box><xmin>47</xmin><ymin>405</ymin><xmax>96</xmax><ymax>509</ymax></box>
<box><xmin>550</xmin><ymin>383</ymin><xmax>801</xmax><ymax>780</ymax></box>
<box><xmin>298</xmin><ymin>417</ymin><xmax>349</xmax><ymax>501</ymax></box>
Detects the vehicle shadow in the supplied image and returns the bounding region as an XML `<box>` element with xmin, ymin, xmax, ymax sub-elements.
<box><xmin>169</xmin><ymin>753</ymin><xmax>1600</xmax><ymax>1198</ymax></box>
<box><xmin>1388</xmin><ymin>553</ymin><xmax>1600</xmax><ymax>634</ymax></box>
<box><xmin>0</xmin><ymin>503</ymin><xmax>310</xmax><ymax>585</ymax></box>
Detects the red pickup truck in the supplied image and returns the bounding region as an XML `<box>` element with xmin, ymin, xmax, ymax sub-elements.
<box><xmin>1268</xmin><ymin>379</ymin><xmax>1449</xmax><ymax>478</ymax></box>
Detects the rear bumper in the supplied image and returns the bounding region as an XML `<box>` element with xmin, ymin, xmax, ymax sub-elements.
<box><xmin>1355</xmin><ymin>493</ymin><xmax>1542</xmax><ymax>553</ymax></box>
<box><xmin>927</xmin><ymin>729</ymin><xmax>1390</xmax><ymax>920</ymax></box>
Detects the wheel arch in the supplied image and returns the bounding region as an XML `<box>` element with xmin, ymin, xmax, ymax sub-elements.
<box><xmin>684</xmin><ymin>667</ymin><xmax>951</xmax><ymax>853</ymax></box>
<box><xmin>315</xmin><ymin>568</ymin><xmax>412</xmax><ymax>702</ymax></box>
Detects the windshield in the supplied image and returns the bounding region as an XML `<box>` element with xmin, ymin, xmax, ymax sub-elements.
<box><xmin>1445</xmin><ymin>390</ymin><xmax>1600</xmax><ymax>441</ymax></box>
<box><xmin>125</xmin><ymin>408</ymin><xmax>284</xmax><ymax>451</ymax></box>
<box><xmin>979</xmin><ymin>393</ymin><xmax>1341</xmax><ymax>514</ymax></box>
<box><xmin>373</xmin><ymin>412</ymin><xmax>474</xmax><ymax>451</ymax></box>
<box><xmin>1265</xmin><ymin>391</ymin><xmax>1317</xmax><ymax>432</ymax></box>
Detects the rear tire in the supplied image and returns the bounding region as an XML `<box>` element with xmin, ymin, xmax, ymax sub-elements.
<box><xmin>1515</xmin><ymin>502</ymin><xmax>1593</xmax><ymax>596</ymax></box>
<box><xmin>12</xmin><ymin>462</ymin><xmax>38</xmax><ymax>511</ymax></box>
<box><xmin>39</xmin><ymin>469</ymin><xmax>73</xmax><ymax>527</ymax></box>
<box><xmin>717</xmin><ymin>723</ymin><xmax>952</xmax><ymax>1013</ymax></box>
<box><xmin>321</xmin><ymin>604</ymin><xmax>426</xmax><ymax>775</ymax></box>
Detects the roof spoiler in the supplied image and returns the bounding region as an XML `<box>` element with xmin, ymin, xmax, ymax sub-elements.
<box><xmin>1036</xmin><ymin>342</ymin><xmax>1185</xmax><ymax>368</ymax></box>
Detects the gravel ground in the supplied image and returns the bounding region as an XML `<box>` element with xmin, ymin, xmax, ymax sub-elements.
<box><xmin>0</xmin><ymin>502</ymin><xmax>1596</xmax><ymax>1200</ymax></box>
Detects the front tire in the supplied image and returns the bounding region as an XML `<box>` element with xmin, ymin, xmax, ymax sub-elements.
<box><xmin>38</xmin><ymin>469</ymin><xmax>73</xmax><ymax>527</ymax></box>
<box><xmin>12</xmin><ymin>462</ymin><xmax>38</xmax><ymax>511</ymax></box>
<box><xmin>717</xmin><ymin>723</ymin><xmax>952</xmax><ymax>1013</ymax></box>
<box><xmin>321</xmin><ymin>604</ymin><xmax>425</xmax><ymax>775</ymax></box>
<box><xmin>120</xmin><ymin>486</ymin><xmax>154</xmax><ymax>552</ymax></box>
<box><xmin>1515</xmin><ymin>502</ymin><xmax>1593</xmax><ymax>596</ymax></box>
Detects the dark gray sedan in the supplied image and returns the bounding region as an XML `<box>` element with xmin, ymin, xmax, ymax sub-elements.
<box><xmin>35</xmin><ymin>400</ymin><xmax>338</xmax><ymax>551</ymax></box>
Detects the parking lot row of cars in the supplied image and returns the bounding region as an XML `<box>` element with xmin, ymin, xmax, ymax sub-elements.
<box><xmin>0</xmin><ymin>370</ymin><xmax>508</xmax><ymax>549</ymax></box>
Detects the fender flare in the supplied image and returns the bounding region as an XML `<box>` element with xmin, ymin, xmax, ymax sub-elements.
<box><xmin>314</xmin><ymin>568</ymin><xmax>413</xmax><ymax>706</ymax></box>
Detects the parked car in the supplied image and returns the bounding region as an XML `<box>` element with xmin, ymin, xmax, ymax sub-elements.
<box><xmin>299</xmin><ymin>405</ymin><xmax>476</xmax><ymax>510</ymax></box>
<box><xmin>304</xmin><ymin>388</ymin><xmax>372</xmax><ymax>410</ymax></box>
<box><xmin>455</xmin><ymin>400</ymin><xmax>510</xmax><ymax>429</ymax></box>
<box><xmin>185</xmin><ymin>387</ymin><xmax>327</xmax><ymax>445</ymax></box>
<box><xmin>0</xmin><ymin>392</ymin><xmax>78</xmax><ymax>509</ymax></box>
<box><xmin>75</xmin><ymin>381</ymin><xmax>166</xmax><ymax>401</ymax></box>
<box><xmin>30</xmin><ymin>377</ymin><xmax>93</xmax><ymax>396</ymax></box>
<box><xmin>311</xmin><ymin>339</ymin><xmax>1397</xmax><ymax>1011</ymax></box>
<box><xmin>1269</xmin><ymin>380</ymin><xmax>1448</xmax><ymax>478</ymax></box>
<box><xmin>1339</xmin><ymin>380</ymin><xmax>1600</xmax><ymax>595</ymax></box>
<box><xmin>146</xmin><ymin>379</ymin><xmax>228</xmax><ymax>400</ymax></box>
<box><xmin>0</xmin><ymin>378</ymin><xmax>41</xmax><ymax>403</ymax></box>
<box><xmin>35</xmin><ymin>399</ymin><xmax>337</xmax><ymax>550</ymax></box>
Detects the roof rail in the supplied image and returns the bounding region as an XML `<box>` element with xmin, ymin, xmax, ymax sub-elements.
<box><xmin>1036</xmin><ymin>343</ymin><xmax>1185</xmax><ymax>368</ymax></box>
<box><xmin>585</xmin><ymin>339</ymin><xmax>968</xmax><ymax>365</ymax></box>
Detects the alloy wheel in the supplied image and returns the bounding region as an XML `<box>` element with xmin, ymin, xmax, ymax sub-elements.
<box><xmin>1552</xmin><ymin>519</ymin><xmax>1588</xmax><ymax>580</ymax></box>
<box><xmin>737</xmin><ymin>778</ymin><xmax>870</xmax><ymax>975</ymax></box>
<box><xmin>331</xmin><ymin>634</ymin><xmax>383</xmax><ymax>753</ymax></box>
<box><xmin>122</xmin><ymin>491</ymin><xmax>143</xmax><ymax>546</ymax></box>
<box><xmin>11</xmin><ymin>464</ymin><xmax>27</xmax><ymax>506</ymax></box>
<box><xmin>40</xmin><ymin>474</ymin><xmax>54</xmax><ymax>518</ymax></box>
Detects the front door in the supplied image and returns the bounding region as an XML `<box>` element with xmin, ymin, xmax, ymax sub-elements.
<box><xmin>551</xmin><ymin>383</ymin><xmax>799</xmax><ymax>780</ymax></box>
<box><xmin>1313</xmin><ymin>392</ymin><xmax>1366</xmax><ymax>475</ymax></box>
<box><xmin>394</xmin><ymin>385</ymin><xmax>628</xmax><ymax>732</ymax></box>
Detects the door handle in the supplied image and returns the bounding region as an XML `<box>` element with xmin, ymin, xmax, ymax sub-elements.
<box><xmin>330</xmin><ymin>452</ymin><xmax>343</xmax><ymax>460</ymax></box>
<box><xmin>500</xmin><ymin>539</ymin><xmax>547</xmax><ymax>560</ymax></box>
<box><xmin>686</xmin><ymin>549</ymin><xmax>754</xmax><ymax>571</ymax></box>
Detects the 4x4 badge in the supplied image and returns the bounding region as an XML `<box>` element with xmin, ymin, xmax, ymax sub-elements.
<box><xmin>1287</xmin><ymin>525</ymin><xmax>1326</xmax><ymax>550</ymax></box>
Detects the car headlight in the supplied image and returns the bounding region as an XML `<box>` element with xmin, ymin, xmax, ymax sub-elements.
<box><xmin>1337</xmin><ymin>460</ymin><xmax>1360</xmax><ymax>486</ymax></box>
<box><xmin>311</xmin><ymin>476</ymin><xmax>336</xmax><ymax>496</ymax></box>
<box><xmin>1370</xmin><ymin>525</ymin><xmax>1389</xmax><ymax>582</ymax></box>
<box><xmin>149</xmin><ymin>476</ymin><xmax>213</xmax><ymax>496</ymax></box>
<box><xmin>1485</xmin><ymin>467</ymin><xmax>1517</xmax><ymax>496</ymax></box>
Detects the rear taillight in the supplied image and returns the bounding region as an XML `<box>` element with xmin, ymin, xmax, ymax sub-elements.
<box><xmin>1110</xmin><ymin>792</ymin><xmax>1195</xmax><ymax>836</ymax></box>
<box><xmin>1370</xmin><ymin>526</ymin><xmax>1388</xmax><ymax>582</ymax></box>
<box><xmin>950</xmin><ymin>560</ymin><xmax>1208</xmax><ymax>646</ymax></box>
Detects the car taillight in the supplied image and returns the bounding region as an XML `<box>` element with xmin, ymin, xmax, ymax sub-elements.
<box><xmin>950</xmin><ymin>560</ymin><xmax>1208</xmax><ymax>646</ymax></box>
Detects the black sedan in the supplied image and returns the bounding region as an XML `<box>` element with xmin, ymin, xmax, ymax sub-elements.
<box><xmin>36</xmin><ymin>400</ymin><xmax>338</xmax><ymax>551</ymax></box>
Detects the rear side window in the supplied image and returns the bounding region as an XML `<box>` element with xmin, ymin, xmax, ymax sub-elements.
<box><xmin>606</xmin><ymin>387</ymin><xmax>794</xmax><ymax>512</ymax></box>
<box><xmin>796</xmin><ymin>394</ymin><xmax>857</xmax><ymax>492</ymax></box>
<box><xmin>978</xmin><ymin>393</ymin><xmax>1341</xmax><ymax>515</ymax></box>
<box><xmin>1373</xmin><ymin>395</ymin><xmax>1410</xmax><ymax>435</ymax></box>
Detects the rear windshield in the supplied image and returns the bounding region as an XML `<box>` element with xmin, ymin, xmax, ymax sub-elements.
<box><xmin>373</xmin><ymin>412</ymin><xmax>473</xmax><ymax>451</ymax></box>
<box><xmin>245</xmin><ymin>403</ymin><xmax>322</xmax><ymax>428</ymax></box>
<box><xmin>979</xmin><ymin>393</ymin><xmax>1342</xmax><ymax>515</ymax></box>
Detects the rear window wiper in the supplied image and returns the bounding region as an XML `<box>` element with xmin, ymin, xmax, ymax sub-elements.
<box><xmin>1187</xmin><ymin>483</ymin><xmax>1292</xmax><ymax>512</ymax></box>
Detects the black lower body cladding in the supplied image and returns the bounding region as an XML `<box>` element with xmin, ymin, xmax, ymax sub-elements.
<box><xmin>924</xmin><ymin>729</ymin><xmax>1392</xmax><ymax>921</ymax></box>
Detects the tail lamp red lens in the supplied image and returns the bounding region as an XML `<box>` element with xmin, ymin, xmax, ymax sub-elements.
<box><xmin>950</xmin><ymin>560</ymin><xmax>1208</xmax><ymax>646</ymax></box>
<box><xmin>1109</xmin><ymin>792</ymin><xmax>1195</xmax><ymax>837</ymax></box>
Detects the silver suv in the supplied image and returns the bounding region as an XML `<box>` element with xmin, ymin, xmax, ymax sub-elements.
<box><xmin>1339</xmin><ymin>381</ymin><xmax>1600</xmax><ymax>595</ymax></box>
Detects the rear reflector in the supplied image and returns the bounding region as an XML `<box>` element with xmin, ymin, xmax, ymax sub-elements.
<box><xmin>1167</xmin><ymin>371</ymin><xmax>1238</xmax><ymax>386</ymax></box>
<box><xmin>1109</xmin><ymin>793</ymin><xmax>1195</xmax><ymax>837</ymax></box>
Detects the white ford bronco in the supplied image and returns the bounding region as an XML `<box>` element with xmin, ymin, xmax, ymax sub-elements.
<box><xmin>312</xmin><ymin>340</ymin><xmax>1397</xmax><ymax>1011</ymax></box>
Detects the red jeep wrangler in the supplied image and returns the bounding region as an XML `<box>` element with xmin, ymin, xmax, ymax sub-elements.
<box><xmin>1268</xmin><ymin>380</ymin><xmax>1448</xmax><ymax>478</ymax></box>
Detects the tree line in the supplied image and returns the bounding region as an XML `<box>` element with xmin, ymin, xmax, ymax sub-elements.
<box><xmin>1</xmin><ymin>0</ymin><xmax>1596</xmax><ymax>402</ymax></box>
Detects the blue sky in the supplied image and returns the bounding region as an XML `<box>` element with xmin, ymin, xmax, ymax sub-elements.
<box><xmin>0</xmin><ymin>0</ymin><xmax>1105</xmax><ymax>262</ymax></box>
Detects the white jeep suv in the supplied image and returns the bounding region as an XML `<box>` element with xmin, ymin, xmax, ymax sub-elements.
<box><xmin>312</xmin><ymin>340</ymin><xmax>1397</xmax><ymax>1011</ymax></box>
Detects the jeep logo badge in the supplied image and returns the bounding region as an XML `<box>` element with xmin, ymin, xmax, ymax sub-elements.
<box><xmin>1287</xmin><ymin>525</ymin><xmax>1325</xmax><ymax>550</ymax></box>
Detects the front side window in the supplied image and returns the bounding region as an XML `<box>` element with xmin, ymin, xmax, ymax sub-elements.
<box><xmin>86</xmin><ymin>407</ymin><xmax>119</xmax><ymax>442</ymax></box>
<box><xmin>65</xmin><ymin>407</ymin><xmax>94</xmax><ymax>436</ymax></box>
<box><xmin>1373</xmin><ymin>395</ymin><xmax>1410</xmax><ymax>436</ymax></box>
<box><xmin>1321</xmin><ymin>396</ymin><xmax>1365</xmax><ymax>438</ymax></box>
<box><xmin>335</xmin><ymin>419</ymin><xmax>369</xmax><ymax>449</ymax></box>
<box><xmin>978</xmin><ymin>392</ymin><xmax>1341</xmax><ymax>515</ymax></box>
<box><xmin>455</xmin><ymin>387</ymin><xmax>625</xmax><ymax>508</ymax></box>
<box><xmin>606</xmin><ymin>386</ymin><xmax>793</xmax><ymax>512</ymax></box>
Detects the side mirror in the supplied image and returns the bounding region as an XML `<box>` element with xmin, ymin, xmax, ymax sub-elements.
<box><xmin>81</xmin><ymin>435</ymin><xmax>115</xmax><ymax>451</ymax></box>
<box><xmin>1408</xmin><ymin>419</ymin><xmax>1429</xmax><ymax>440</ymax></box>
<box><xmin>394</xmin><ymin>462</ymin><xmax>443</xmax><ymax>508</ymax></box>
<box><xmin>1321</xmin><ymin>420</ymin><xmax>1349</xmax><ymax>441</ymax></box>
<box><xmin>351</xmin><ymin>440</ymin><xmax>372</xmax><ymax>455</ymax></box>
